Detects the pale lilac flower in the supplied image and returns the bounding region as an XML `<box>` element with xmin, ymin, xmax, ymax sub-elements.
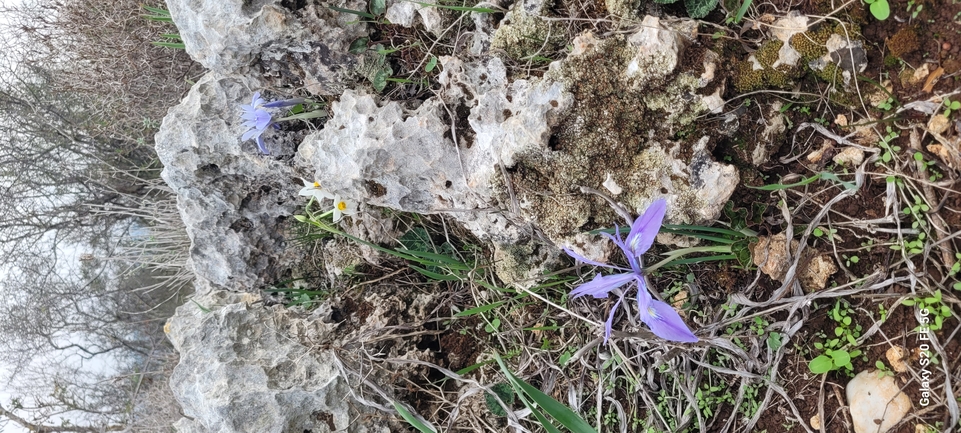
<box><xmin>565</xmin><ymin>198</ymin><xmax>698</xmax><ymax>344</ymax></box>
<box><xmin>240</xmin><ymin>92</ymin><xmax>273</xmax><ymax>154</ymax></box>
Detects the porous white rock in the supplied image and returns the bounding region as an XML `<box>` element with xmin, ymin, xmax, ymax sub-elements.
<box><xmin>166</xmin><ymin>286</ymin><xmax>388</xmax><ymax>433</ymax></box>
<box><xmin>846</xmin><ymin>369</ymin><xmax>912</xmax><ymax>433</ymax></box>
<box><xmin>298</xmin><ymin>19</ymin><xmax>736</xmax><ymax>264</ymax></box>
<box><xmin>625</xmin><ymin>16</ymin><xmax>691</xmax><ymax>83</ymax></box>
<box><xmin>385</xmin><ymin>1</ymin><xmax>445</xmax><ymax>35</ymax></box>
<box><xmin>155</xmin><ymin>72</ymin><xmax>304</xmax><ymax>291</ymax></box>
<box><xmin>167</xmin><ymin>0</ymin><xmax>367</xmax><ymax>95</ymax></box>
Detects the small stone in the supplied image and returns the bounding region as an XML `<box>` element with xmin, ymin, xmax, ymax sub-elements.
<box><xmin>835</xmin><ymin>114</ymin><xmax>848</xmax><ymax>126</ymax></box>
<box><xmin>810</xmin><ymin>414</ymin><xmax>821</xmax><ymax>430</ymax></box>
<box><xmin>807</xmin><ymin>140</ymin><xmax>835</xmax><ymax>164</ymax></box>
<box><xmin>749</xmin><ymin>233</ymin><xmax>837</xmax><ymax>291</ymax></box>
<box><xmin>672</xmin><ymin>290</ymin><xmax>690</xmax><ymax>318</ymax></box>
<box><xmin>798</xmin><ymin>253</ymin><xmax>838</xmax><ymax>292</ymax></box>
<box><xmin>886</xmin><ymin>346</ymin><xmax>909</xmax><ymax>373</ymax></box>
<box><xmin>909</xmin><ymin>63</ymin><xmax>930</xmax><ymax>86</ymax></box>
<box><xmin>926</xmin><ymin>143</ymin><xmax>960</xmax><ymax>168</ymax></box>
<box><xmin>833</xmin><ymin>147</ymin><xmax>865</xmax><ymax>166</ymax></box>
<box><xmin>928</xmin><ymin>113</ymin><xmax>950</xmax><ymax>135</ymax></box>
<box><xmin>602</xmin><ymin>173</ymin><xmax>623</xmax><ymax>195</ymax></box>
<box><xmin>847</xmin><ymin>370</ymin><xmax>912</xmax><ymax>433</ymax></box>
<box><xmin>943</xmin><ymin>42</ymin><xmax>952</xmax><ymax>52</ymax></box>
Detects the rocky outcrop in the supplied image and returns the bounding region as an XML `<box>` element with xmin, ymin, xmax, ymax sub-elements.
<box><xmin>155</xmin><ymin>73</ymin><xmax>303</xmax><ymax>292</ymax></box>
<box><xmin>157</xmin><ymin>1</ymin><xmax>740</xmax><ymax>431</ymax></box>
<box><xmin>165</xmin><ymin>285</ymin><xmax>392</xmax><ymax>433</ymax></box>
<box><xmin>166</xmin><ymin>0</ymin><xmax>367</xmax><ymax>95</ymax></box>
<box><xmin>297</xmin><ymin>17</ymin><xmax>738</xmax><ymax>263</ymax></box>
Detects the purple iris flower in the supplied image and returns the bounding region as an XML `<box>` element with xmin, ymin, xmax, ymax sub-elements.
<box><xmin>564</xmin><ymin>198</ymin><xmax>698</xmax><ymax>344</ymax></box>
<box><xmin>240</xmin><ymin>92</ymin><xmax>273</xmax><ymax>154</ymax></box>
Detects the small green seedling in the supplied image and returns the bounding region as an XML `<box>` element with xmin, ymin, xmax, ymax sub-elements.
<box><xmin>906</xmin><ymin>0</ymin><xmax>923</xmax><ymax>19</ymax></box>
<box><xmin>877</xmin><ymin>97</ymin><xmax>894</xmax><ymax>111</ymax></box>
<box><xmin>902</xmin><ymin>290</ymin><xmax>953</xmax><ymax>332</ymax></box>
<box><xmin>877</xmin><ymin>126</ymin><xmax>901</xmax><ymax>164</ymax></box>
<box><xmin>808</xmin><ymin>300</ymin><xmax>864</xmax><ymax>374</ymax></box>
<box><xmin>943</xmin><ymin>98</ymin><xmax>961</xmax><ymax>117</ymax></box>
<box><xmin>875</xmin><ymin>360</ymin><xmax>895</xmax><ymax>378</ymax></box>
<box><xmin>864</xmin><ymin>0</ymin><xmax>890</xmax><ymax>20</ymax></box>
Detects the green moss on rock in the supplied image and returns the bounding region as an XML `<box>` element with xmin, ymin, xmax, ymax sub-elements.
<box><xmin>490</xmin><ymin>5</ymin><xmax>566</xmax><ymax>61</ymax></box>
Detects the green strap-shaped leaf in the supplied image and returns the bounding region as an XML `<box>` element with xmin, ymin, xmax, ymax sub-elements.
<box><xmin>392</xmin><ymin>401</ymin><xmax>436</xmax><ymax>433</ymax></box>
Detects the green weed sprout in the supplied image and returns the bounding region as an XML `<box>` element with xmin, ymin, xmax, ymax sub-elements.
<box><xmin>142</xmin><ymin>6</ymin><xmax>186</xmax><ymax>49</ymax></box>
<box><xmin>864</xmin><ymin>0</ymin><xmax>890</xmax><ymax>20</ymax></box>
<box><xmin>808</xmin><ymin>300</ymin><xmax>864</xmax><ymax>374</ymax></box>
<box><xmin>902</xmin><ymin>290</ymin><xmax>953</xmax><ymax>332</ymax></box>
<box><xmin>943</xmin><ymin>98</ymin><xmax>961</xmax><ymax>118</ymax></box>
<box><xmin>493</xmin><ymin>353</ymin><xmax>598</xmax><ymax>433</ymax></box>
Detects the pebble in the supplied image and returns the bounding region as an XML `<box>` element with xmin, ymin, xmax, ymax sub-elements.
<box><xmin>847</xmin><ymin>370</ymin><xmax>912</xmax><ymax>433</ymax></box>
<box><xmin>833</xmin><ymin>147</ymin><xmax>865</xmax><ymax>167</ymax></box>
<box><xmin>885</xmin><ymin>346</ymin><xmax>909</xmax><ymax>373</ymax></box>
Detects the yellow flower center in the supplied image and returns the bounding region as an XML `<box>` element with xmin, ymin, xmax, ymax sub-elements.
<box><xmin>337</xmin><ymin>201</ymin><xmax>347</xmax><ymax>211</ymax></box>
<box><xmin>313</xmin><ymin>182</ymin><xmax>321</xmax><ymax>188</ymax></box>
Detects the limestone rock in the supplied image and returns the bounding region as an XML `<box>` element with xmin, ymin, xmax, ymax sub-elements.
<box><xmin>886</xmin><ymin>346</ymin><xmax>910</xmax><ymax>373</ymax></box>
<box><xmin>155</xmin><ymin>72</ymin><xmax>304</xmax><ymax>291</ymax></box>
<box><xmin>624</xmin><ymin>16</ymin><xmax>689</xmax><ymax>82</ymax></box>
<box><xmin>928</xmin><ymin>113</ymin><xmax>950</xmax><ymax>135</ymax></box>
<box><xmin>750</xmin><ymin>233</ymin><xmax>837</xmax><ymax>291</ymax></box>
<box><xmin>846</xmin><ymin>370</ymin><xmax>912</xmax><ymax>433</ymax></box>
<box><xmin>297</xmin><ymin>19</ymin><xmax>737</xmax><ymax>265</ymax></box>
<box><xmin>490</xmin><ymin>2</ymin><xmax>566</xmax><ymax>61</ymax></box>
<box><xmin>385</xmin><ymin>1</ymin><xmax>445</xmax><ymax>35</ymax></box>
<box><xmin>833</xmin><ymin>147</ymin><xmax>865</xmax><ymax>167</ymax></box>
<box><xmin>166</xmin><ymin>286</ymin><xmax>387</xmax><ymax>433</ymax></box>
<box><xmin>167</xmin><ymin>0</ymin><xmax>366</xmax><ymax>95</ymax></box>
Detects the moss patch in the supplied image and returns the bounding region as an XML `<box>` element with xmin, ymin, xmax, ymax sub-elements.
<box><xmin>490</xmin><ymin>4</ymin><xmax>567</xmax><ymax>61</ymax></box>
<box><xmin>503</xmin><ymin>36</ymin><xmax>713</xmax><ymax>237</ymax></box>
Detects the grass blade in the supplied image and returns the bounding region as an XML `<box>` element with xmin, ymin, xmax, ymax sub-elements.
<box><xmin>456</xmin><ymin>300</ymin><xmax>507</xmax><ymax>317</ymax></box>
<box><xmin>392</xmin><ymin>401</ymin><xmax>436</xmax><ymax>433</ymax></box>
<box><xmin>494</xmin><ymin>353</ymin><xmax>598</xmax><ymax>433</ymax></box>
<box><xmin>406</xmin><ymin>0</ymin><xmax>498</xmax><ymax>13</ymax></box>
<box><xmin>328</xmin><ymin>5</ymin><xmax>377</xmax><ymax>18</ymax></box>
<box><xmin>746</xmin><ymin>173</ymin><xmax>821</xmax><ymax>190</ymax></box>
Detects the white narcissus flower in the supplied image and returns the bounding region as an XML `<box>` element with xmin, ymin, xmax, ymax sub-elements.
<box><xmin>298</xmin><ymin>179</ymin><xmax>334</xmax><ymax>202</ymax></box>
<box><xmin>331</xmin><ymin>195</ymin><xmax>357</xmax><ymax>222</ymax></box>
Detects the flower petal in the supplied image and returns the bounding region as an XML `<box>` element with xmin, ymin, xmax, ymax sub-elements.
<box><xmin>626</xmin><ymin>198</ymin><xmax>667</xmax><ymax>256</ymax></box>
<box><xmin>638</xmin><ymin>299</ymin><xmax>698</xmax><ymax>343</ymax></box>
<box><xmin>570</xmin><ymin>273</ymin><xmax>635</xmax><ymax>299</ymax></box>
<box><xmin>603</xmin><ymin>295</ymin><xmax>624</xmax><ymax>345</ymax></box>
<box><xmin>563</xmin><ymin>247</ymin><xmax>625</xmax><ymax>271</ymax></box>
<box><xmin>256</xmin><ymin>136</ymin><xmax>269</xmax><ymax>154</ymax></box>
<box><xmin>263</xmin><ymin>97</ymin><xmax>307</xmax><ymax>108</ymax></box>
